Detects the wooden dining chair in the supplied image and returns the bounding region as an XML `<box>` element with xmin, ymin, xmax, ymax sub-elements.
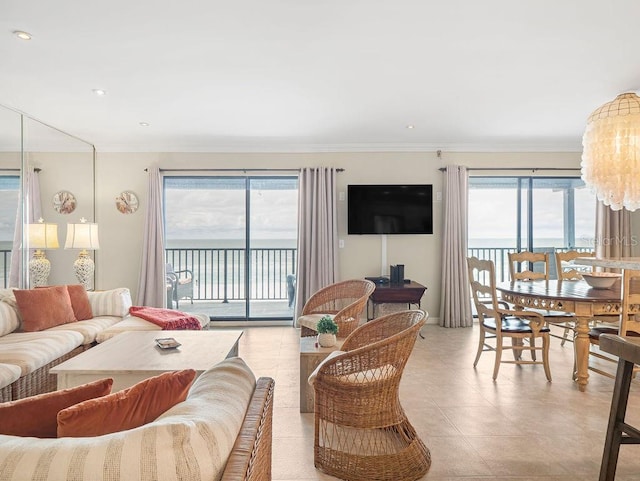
<box><xmin>555</xmin><ymin>250</ymin><xmax>594</xmax><ymax>281</ymax></box>
<box><xmin>553</xmin><ymin>250</ymin><xmax>595</xmax><ymax>345</ymax></box>
<box><xmin>508</xmin><ymin>251</ymin><xmax>575</xmax><ymax>351</ymax></box>
<box><xmin>508</xmin><ymin>251</ymin><xmax>550</xmax><ymax>281</ymax></box>
<box><xmin>467</xmin><ymin>256</ymin><xmax>551</xmax><ymax>381</ymax></box>
<box><xmin>588</xmin><ymin>269</ymin><xmax>640</xmax><ymax>378</ymax></box>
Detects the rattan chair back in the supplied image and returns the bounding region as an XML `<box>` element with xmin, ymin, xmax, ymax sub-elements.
<box><xmin>300</xmin><ymin>279</ymin><xmax>376</xmax><ymax>338</ymax></box>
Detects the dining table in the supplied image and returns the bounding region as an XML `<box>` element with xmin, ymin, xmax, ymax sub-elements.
<box><xmin>496</xmin><ymin>279</ymin><xmax>623</xmax><ymax>391</ymax></box>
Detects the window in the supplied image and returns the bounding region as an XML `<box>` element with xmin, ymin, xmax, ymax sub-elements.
<box><xmin>468</xmin><ymin>176</ymin><xmax>596</xmax><ymax>281</ymax></box>
<box><xmin>163</xmin><ymin>176</ymin><xmax>298</xmax><ymax>320</ymax></box>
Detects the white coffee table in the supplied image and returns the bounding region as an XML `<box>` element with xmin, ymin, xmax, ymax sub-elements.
<box><xmin>51</xmin><ymin>330</ymin><xmax>243</xmax><ymax>391</ymax></box>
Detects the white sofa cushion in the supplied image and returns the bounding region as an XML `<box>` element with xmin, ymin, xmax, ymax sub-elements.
<box><xmin>0</xmin><ymin>300</ymin><xmax>20</xmax><ymax>337</ymax></box>
<box><xmin>87</xmin><ymin>288</ymin><xmax>132</xmax><ymax>317</ymax></box>
<box><xmin>0</xmin><ymin>357</ymin><xmax>256</xmax><ymax>481</ymax></box>
<box><xmin>48</xmin><ymin>315</ymin><xmax>123</xmax><ymax>345</ymax></box>
<box><xmin>0</xmin><ymin>331</ymin><xmax>84</xmax><ymax>375</ymax></box>
<box><xmin>298</xmin><ymin>313</ymin><xmax>335</xmax><ymax>333</ymax></box>
<box><xmin>95</xmin><ymin>312</ymin><xmax>210</xmax><ymax>343</ymax></box>
<box><xmin>0</xmin><ymin>363</ymin><xmax>21</xmax><ymax>390</ymax></box>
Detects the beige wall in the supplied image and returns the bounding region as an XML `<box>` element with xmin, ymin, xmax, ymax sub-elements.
<box><xmin>83</xmin><ymin>150</ymin><xmax>595</xmax><ymax>324</ymax></box>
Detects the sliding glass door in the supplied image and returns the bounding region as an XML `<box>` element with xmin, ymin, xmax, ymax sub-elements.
<box><xmin>163</xmin><ymin>176</ymin><xmax>298</xmax><ymax>321</ymax></box>
<box><xmin>468</xmin><ymin>176</ymin><xmax>596</xmax><ymax>281</ymax></box>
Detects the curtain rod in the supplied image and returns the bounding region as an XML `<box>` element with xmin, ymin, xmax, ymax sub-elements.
<box><xmin>144</xmin><ymin>167</ymin><xmax>345</xmax><ymax>172</ymax></box>
<box><xmin>438</xmin><ymin>167</ymin><xmax>580</xmax><ymax>172</ymax></box>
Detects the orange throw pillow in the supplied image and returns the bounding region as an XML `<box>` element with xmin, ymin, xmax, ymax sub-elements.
<box><xmin>57</xmin><ymin>369</ymin><xmax>196</xmax><ymax>437</ymax></box>
<box><xmin>13</xmin><ymin>285</ymin><xmax>77</xmax><ymax>331</ymax></box>
<box><xmin>66</xmin><ymin>284</ymin><xmax>93</xmax><ymax>321</ymax></box>
<box><xmin>0</xmin><ymin>378</ymin><xmax>113</xmax><ymax>438</ymax></box>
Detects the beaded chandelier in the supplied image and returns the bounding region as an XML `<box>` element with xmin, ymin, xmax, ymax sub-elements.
<box><xmin>581</xmin><ymin>92</ymin><xmax>640</xmax><ymax>211</ymax></box>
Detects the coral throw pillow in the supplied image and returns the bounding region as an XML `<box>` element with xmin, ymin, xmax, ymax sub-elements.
<box><xmin>57</xmin><ymin>369</ymin><xmax>196</xmax><ymax>437</ymax></box>
<box><xmin>13</xmin><ymin>285</ymin><xmax>77</xmax><ymax>331</ymax></box>
<box><xmin>66</xmin><ymin>284</ymin><xmax>93</xmax><ymax>321</ymax></box>
<box><xmin>0</xmin><ymin>378</ymin><xmax>113</xmax><ymax>438</ymax></box>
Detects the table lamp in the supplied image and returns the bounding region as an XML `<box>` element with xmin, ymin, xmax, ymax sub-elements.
<box><xmin>28</xmin><ymin>219</ymin><xmax>59</xmax><ymax>287</ymax></box>
<box><xmin>64</xmin><ymin>218</ymin><xmax>99</xmax><ymax>290</ymax></box>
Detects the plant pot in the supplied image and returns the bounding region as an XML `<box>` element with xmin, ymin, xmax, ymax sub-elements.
<box><xmin>317</xmin><ymin>333</ymin><xmax>337</xmax><ymax>348</ymax></box>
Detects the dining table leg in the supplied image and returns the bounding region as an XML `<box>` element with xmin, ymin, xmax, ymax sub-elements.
<box><xmin>574</xmin><ymin>315</ymin><xmax>591</xmax><ymax>391</ymax></box>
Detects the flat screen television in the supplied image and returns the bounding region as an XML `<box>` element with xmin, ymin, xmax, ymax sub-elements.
<box><xmin>347</xmin><ymin>184</ymin><xmax>433</xmax><ymax>235</ymax></box>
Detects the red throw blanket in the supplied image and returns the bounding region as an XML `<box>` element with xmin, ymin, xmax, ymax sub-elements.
<box><xmin>129</xmin><ymin>306</ymin><xmax>202</xmax><ymax>331</ymax></box>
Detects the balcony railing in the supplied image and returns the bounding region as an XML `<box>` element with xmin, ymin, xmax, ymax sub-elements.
<box><xmin>165</xmin><ymin>247</ymin><xmax>296</xmax><ymax>302</ymax></box>
<box><xmin>0</xmin><ymin>250</ymin><xmax>11</xmax><ymax>288</ymax></box>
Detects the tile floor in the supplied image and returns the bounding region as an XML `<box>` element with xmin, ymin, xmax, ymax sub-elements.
<box><xmin>230</xmin><ymin>323</ymin><xmax>640</xmax><ymax>481</ymax></box>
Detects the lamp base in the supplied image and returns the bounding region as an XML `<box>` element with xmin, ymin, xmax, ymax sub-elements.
<box><xmin>29</xmin><ymin>250</ymin><xmax>51</xmax><ymax>287</ymax></box>
<box><xmin>74</xmin><ymin>250</ymin><xmax>95</xmax><ymax>290</ymax></box>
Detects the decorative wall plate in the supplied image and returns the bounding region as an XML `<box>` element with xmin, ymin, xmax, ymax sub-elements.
<box><xmin>115</xmin><ymin>190</ymin><xmax>139</xmax><ymax>214</ymax></box>
<box><xmin>52</xmin><ymin>190</ymin><xmax>77</xmax><ymax>214</ymax></box>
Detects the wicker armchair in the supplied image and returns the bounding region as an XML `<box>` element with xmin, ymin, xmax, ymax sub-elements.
<box><xmin>309</xmin><ymin>309</ymin><xmax>430</xmax><ymax>481</ymax></box>
<box><xmin>298</xmin><ymin>279</ymin><xmax>375</xmax><ymax>339</ymax></box>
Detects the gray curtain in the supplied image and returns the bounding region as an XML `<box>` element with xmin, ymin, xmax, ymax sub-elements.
<box><xmin>439</xmin><ymin>165</ymin><xmax>473</xmax><ymax>327</ymax></box>
<box><xmin>293</xmin><ymin>167</ymin><xmax>338</xmax><ymax>324</ymax></box>
<box><xmin>136</xmin><ymin>166</ymin><xmax>166</xmax><ymax>307</ymax></box>
<box><xmin>595</xmin><ymin>201</ymin><xmax>632</xmax><ymax>269</ymax></box>
<box><xmin>9</xmin><ymin>168</ymin><xmax>42</xmax><ymax>288</ymax></box>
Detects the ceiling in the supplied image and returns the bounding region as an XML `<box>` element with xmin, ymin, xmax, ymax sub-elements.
<box><xmin>1</xmin><ymin>1</ymin><xmax>639</xmax><ymax>153</ymax></box>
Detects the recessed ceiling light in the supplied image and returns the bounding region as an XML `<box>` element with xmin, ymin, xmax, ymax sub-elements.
<box><xmin>406</xmin><ymin>124</ymin><xmax>415</xmax><ymax>129</ymax></box>
<box><xmin>139</xmin><ymin>122</ymin><xmax>150</xmax><ymax>127</ymax></box>
<box><xmin>92</xmin><ymin>89</ymin><xmax>107</xmax><ymax>96</ymax></box>
<box><xmin>14</xmin><ymin>30</ymin><xmax>32</xmax><ymax>40</ymax></box>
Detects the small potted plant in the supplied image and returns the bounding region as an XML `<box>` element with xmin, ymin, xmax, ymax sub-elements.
<box><xmin>316</xmin><ymin>315</ymin><xmax>339</xmax><ymax>347</ymax></box>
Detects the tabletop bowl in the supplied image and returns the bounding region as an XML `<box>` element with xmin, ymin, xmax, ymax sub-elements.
<box><xmin>582</xmin><ymin>272</ymin><xmax>621</xmax><ymax>289</ymax></box>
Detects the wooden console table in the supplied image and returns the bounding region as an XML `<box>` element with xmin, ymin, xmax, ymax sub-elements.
<box><xmin>367</xmin><ymin>281</ymin><xmax>427</xmax><ymax>320</ymax></box>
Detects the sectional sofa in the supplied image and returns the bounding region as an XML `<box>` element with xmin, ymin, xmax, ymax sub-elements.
<box><xmin>0</xmin><ymin>357</ymin><xmax>275</xmax><ymax>481</ymax></box>
<box><xmin>0</xmin><ymin>286</ymin><xmax>209</xmax><ymax>402</ymax></box>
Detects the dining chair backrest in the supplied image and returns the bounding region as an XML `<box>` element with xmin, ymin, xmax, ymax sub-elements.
<box><xmin>467</xmin><ymin>256</ymin><xmax>500</xmax><ymax>322</ymax></box>
<box><xmin>508</xmin><ymin>251</ymin><xmax>550</xmax><ymax>281</ymax></box>
<box><xmin>555</xmin><ymin>250</ymin><xmax>594</xmax><ymax>280</ymax></box>
<box><xmin>620</xmin><ymin>269</ymin><xmax>640</xmax><ymax>336</ymax></box>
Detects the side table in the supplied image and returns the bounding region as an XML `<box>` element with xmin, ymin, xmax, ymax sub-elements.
<box><xmin>299</xmin><ymin>336</ymin><xmax>344</xmax><ymax>413</ymax></box>
<box><xmin>367</xmin><ymin>281</ymin><xmax>427</xmax><ymax>320</ymax></box>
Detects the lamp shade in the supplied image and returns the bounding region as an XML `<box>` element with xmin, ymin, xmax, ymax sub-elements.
<box><xmin>64</xmin><ymin>222</ymin><xmax>100</xmax><ymax>250</ymax></box>
<box><xmin>28</xmin><ymin>222</ymin><xmax>59</xmax><ymax>249</ymax></box>
<box><xmin>581</xmin><ymin>92</ymin><xmax>640</xmax><ymax>211</ymax></box>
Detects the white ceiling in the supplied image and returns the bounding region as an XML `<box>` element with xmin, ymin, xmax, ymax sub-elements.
<box><xmin>1</xmin><ymin>0</ymin><xmax>639</xmax><ymax>153</ymax></box>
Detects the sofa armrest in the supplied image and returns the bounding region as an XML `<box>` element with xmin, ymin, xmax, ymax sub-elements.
<box><xmin>221</xmin><ymin>377</ymin><xmax>275</xmax><ymax>481</ymax></box>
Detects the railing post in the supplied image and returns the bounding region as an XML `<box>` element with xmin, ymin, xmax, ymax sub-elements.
<box><xmin>222</xmin><ymin>249</ymin><xmax>229</xmax><ymax>303</ymax></box>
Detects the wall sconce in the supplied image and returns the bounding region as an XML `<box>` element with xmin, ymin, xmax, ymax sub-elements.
<box><xmin>581</xmin><ymin>92</ymin><xmax>640</xmax><ymax>211</ymax></box>
<box><xmin>64</xmin><ymin>218</ymin><xmax>99</xmax><ymax>290</ymax></box>
<box><xmin>28</xmin><ymin>219</ymin><xmax>59</xmax><ymax>287</ymax></box>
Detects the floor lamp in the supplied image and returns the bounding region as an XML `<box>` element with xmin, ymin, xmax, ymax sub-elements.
<box><xmin>64</xmin><ymin>219</ymin><xmax>99</xmax><ymax>290</ymax></box>
<box><xmin>28</xmin><ymin>219</ymin><xmax>59</xmax><ymax>287</ymax></box>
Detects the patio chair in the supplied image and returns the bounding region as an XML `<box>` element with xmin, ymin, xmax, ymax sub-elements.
<box><xmin>298</xmin><ymin>279</ymin><xmax>376</xmax><ymax>339</ymax></box>
<box><xmin>309</xmin><ymin>309</ymin><xmax>430</xmax><ymax>481</ymax></box>
<box><xmin>166</xmin><ymin>263</ymin><xmax>194</xmax><ymax>308</ymax></box>
<box><xmin>468</xmin><ymin>256</ymin><xmax>552</xmax><ymax>381</ymax></box>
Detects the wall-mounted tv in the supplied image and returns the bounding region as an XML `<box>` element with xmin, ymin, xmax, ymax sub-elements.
<box><xmin>347</xmin><ymin>184</ymin><xmax>433</xmax><ymax>235</ymax></box>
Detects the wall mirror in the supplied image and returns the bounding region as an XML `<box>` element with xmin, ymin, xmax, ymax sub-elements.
<box><xmin>0</xmin><ymin>104</ymin><xmax>96</xmax><ymax>289</ymax></box>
